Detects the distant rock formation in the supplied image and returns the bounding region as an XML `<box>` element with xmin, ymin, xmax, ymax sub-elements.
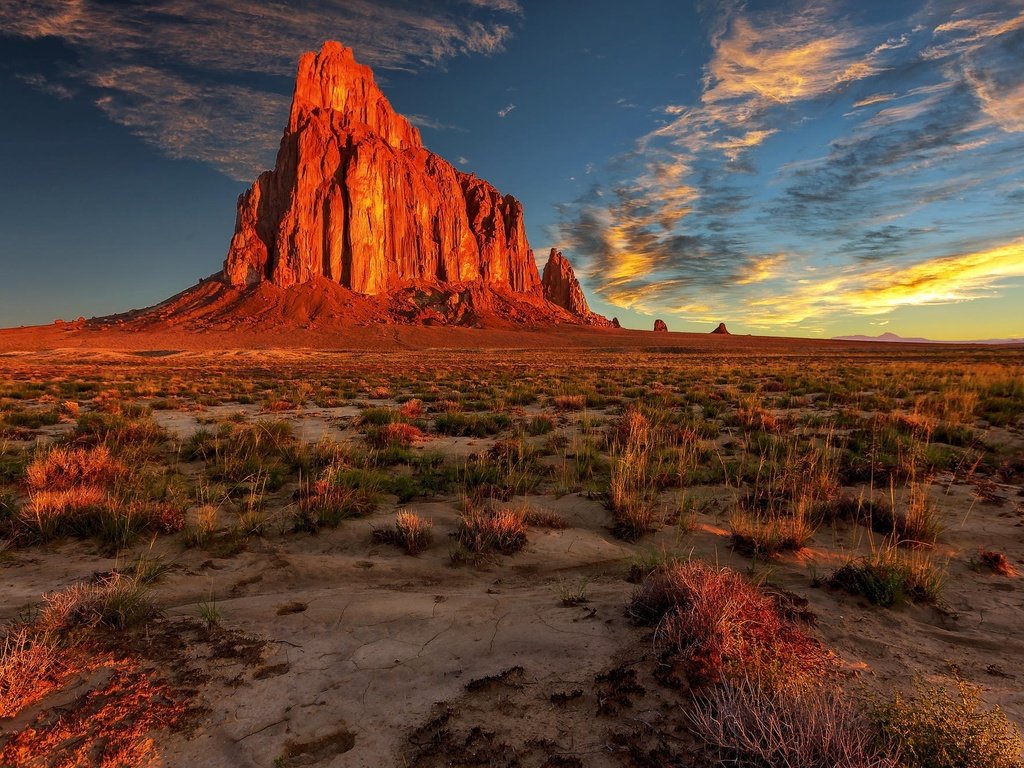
<box><xmin>611</xmin><ymin>317</ymin><xmax>621</xmax><ymax>328</ymax></box>
<box><xmin>711</xmin><ymin>322</ymin><xmax>730</xmax><ymax>335</ymax></box>
<box><xmin>654</xmin><ymin>319</ymin><xmax>668</xmax><ymax>332</ymax></box>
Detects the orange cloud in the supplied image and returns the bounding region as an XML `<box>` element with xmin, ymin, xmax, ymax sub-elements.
<box><xmin>746</xmin><ymin>238</ymin><xmax>1024</xmax><ymax>325</ymax></box>
<box><xmin>735</xmin><ymin>253</ymin><xmax>786</xmax><ymax>285</ymax></box>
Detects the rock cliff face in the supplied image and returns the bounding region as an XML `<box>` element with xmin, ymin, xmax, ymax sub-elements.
<box><xmin>711</xmin><ymin>322</ymin><xmax>730</xmax><ymax>335</ymax></box>
<box><xmin>541</xmin><ymin>249</ymin><xmax>591</xmax><ymax>316</ymax></box>
<box><xmin>654</xmin><ymin>319</ymin><xmax>669</xmax><ymax>332</ymax></box>
<box><xmin>223</xmin><ymin>41</ymin><xmax>543</xmax><ymax>299</ymax></box>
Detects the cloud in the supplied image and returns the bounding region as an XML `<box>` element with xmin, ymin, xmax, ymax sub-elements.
<box><xmin>557</xmin><ymin>0</ymin><xmax>1024</xmax><ymax>332</ymax></box>
<box><xmin>497</xmin><ymin>103</ymin><xmax>517</xmax><ymax>118</ymax></box>
<box><xmin>746</xmin><ymin>237</ymin><xmax>1024</xmax><ymax>326</ymax></box>
<box><xmin>406</xmin><ymin>114</ymin><xmax>463</xmax><ymax>132</ymax></box>
<box><xmin>2</xmin><ymin>0</ymin><xmax>521</xmax><ymax>179</ymax></box>
<box><xmin>463</xmin><ymin>0</ymin><xmax>523</xmax><ymax>15</ymax></box>
<box><xmin>735</xmin><ymin>253</ymin><xmax>786</xmax><ymax>285</ymax></box>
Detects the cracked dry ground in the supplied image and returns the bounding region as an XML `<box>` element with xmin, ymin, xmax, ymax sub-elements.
<box><xmin>1</xmin><ymin>347</ymin><xmax>1023</xmax><ymax>767</ymax></box>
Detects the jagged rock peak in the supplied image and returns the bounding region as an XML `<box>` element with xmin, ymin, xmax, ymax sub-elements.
<box><xmin>654</xmin><ymin>319</ymin><xmax>668</xmax><ymax>332</ymax></box>
<box><xmin>541</xmin><ymin>248</ymin><xmax>591</xmax><ymax>317</ymax></box>
<box><xmin>287</xmin><ymin>41</ymin><xmax>421</xmax><ymax>150</ymax></box>
<box><xmin>223</xmin><ymin>41</ymin><xmax>542</xmax><ymax>298</ymax></box>
<box><xmin>711</xmin><ymin>322</ymin><xmax>730</xmax><ymax>335</ymax></box>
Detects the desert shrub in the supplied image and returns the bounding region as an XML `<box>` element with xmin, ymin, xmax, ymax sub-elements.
<box><xmin>365</xmin><ymin>422</ymin><xmax>422</xmax><ymax>449</ymax></box>
<box><xmin>25</xmin><ymin>445</ymin><xmax>125</xmax><ymax>491</ymax></box>
<box><xmin>522</xmin><ymin>507</ymin><xmax>567</xmax><ymax>529</ymax></box>
<box><xmin>1</xmin><ymin>407</ymin><xmax>61</xmax><ymax>429</ymax></box>
<box><xmin>872</xmin><ymin>677</ymin><xmax>1023</xmax><ymax>768</ymax></box>
<box><xmin>453</xmin><ymin>506</ymin><xmax>528</xmax><ymax>561</ymax></box>
<box><xmin>553</xmin><ymin>394</ymin><xmax>586</xmax><ymax>411</ymax></box>
<box><xmin>896</xmin><ymin>479</ymin><xmax>943</xmax><ymax>547</ymax></box>
<box><xmin>73</xmin><ymin>411</ymin><xmax>167</xmax><ymax>452</ymax></box>
<box><xmin>505</xmin><ymin>388</ymin><xmax>537</xmax><ymax>406</ymax></box>
<box><xmin>181</xmin><ymin>427</ymin><xmax>217</xmax><ymax>460</ymax></box>
<box><xmin>691</xmin><ymin>678</ymin><xmax>898</xmax><ymax>768</ymax></box>
<box><xmin>434</xmin><ymin>412</ymin><xmax>510</xmax><ymax>437</ymax></box>
<box><xmin>628</xmin><ymin>561</ymin><xmax>832</xmax><ymax>685</ymax></box>
<box><xmin>410</xmin><ymin>451</ymin><xmax>458</xmax><ymax>497</ymax></box>
<box><xmin>607</xmin><ymin>408</ymin><xmax>659</xmax><ymax>541</ymax></box>
<box><xmin>526</xmin><ymin>415</ymin><xmax>555</xmax><ymax>435</ymax></box>
<box><xmin>359</xmin><ymin>407</ymin><xmax>403</xmax><ymax>426</ymax></box>
<box><xmin>828</xmin><ymin>547</ymin><xmax>944</xmax><ymax>607</ymax></box>
<box><xmin>0</xmin><ymin>627</ymin><xmax>68</xmax><ymax>718</ymax></box>
<box><xmin>372</xmin><ymin>510</ymin><xmax>433</xmax><ymax>555</ymax></box>
<box><xmin>292</xmin><ymin>465</ymin><xmax>379</xmax><ymax>531</ymax></box>
<box><xmin>457</xmin><ymin>443</ymin><xmax>544</xmax><ymax>502</ymax></box>
<box><xmin>728</xmin><ymin>496</ymin><xmax>815</xmax><ymax>558</ymax></box>
<box><xmin>400</xmin><ymin>399</ymin><xmax>425</xmax><ymax>418</ymax></box>
<box><xmin>974</xmin><ymin>548</ymin><xmax>1016</xmax><ymax>576</ymax></box>
<box><xmin>36</xmin><ymin>573</ymin><xmax>157</xmax><ymax>633</ymax></box>
<box><xmin>20</xmin><ymin>485</ymin><xmax>109</xmax><ymax>540</ymax></box>
<box><xmin>206</xmin><ymin>419</ymin><xmax>298</xmax><ymax>490</ymax></box>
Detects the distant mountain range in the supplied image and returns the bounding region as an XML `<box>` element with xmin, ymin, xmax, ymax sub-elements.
<box><xmin>834</xmin><ymin>332</ymin><xmax>1024</xmax><ymax>345</ymax></box>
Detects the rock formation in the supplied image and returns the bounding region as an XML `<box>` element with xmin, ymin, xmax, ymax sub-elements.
<box><xmin>611</xmin><ymin>317</ymin><xmax>621</xmax><ymax>328</ymax></box>
<box><xmin>541</xmin><ymin>249</ymin><xmax>591</xmax><ymax>316</ymax></box>
<box><xmin>223</xmin><ymin>41</ymin><xmax>543</xmax><ymax>301</ymax></box>
<box><xmin>654</xmin><ymin>319</ymin><xmax>668</xmax><ymax>332</ymax></box>
<box><xmin>711</xmin><ymin>322</ymin><xmax>730</xmax><ymax>335</ymax></box>
<box><xmin>81</xmin><ymin>41</ymin><xmax>611</xmax><ymax>333</ymax></box>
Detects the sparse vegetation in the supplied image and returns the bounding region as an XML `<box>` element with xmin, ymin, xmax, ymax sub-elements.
<box><xmin>0</xmin><ymin>346</ymin><xmax>1021</xmax><ymax>767</ymax></box>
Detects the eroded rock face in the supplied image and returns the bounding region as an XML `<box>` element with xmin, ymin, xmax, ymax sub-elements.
<box><xmin>224</xmin><ymin>42</ymin><xmax>542</xmax><ymax>297</ymax></box>
<box><xmin>654</xmin><ymin>319</ymin><xmax>668</xmax><ymax>332</ymax></box>
<box><xmin>711</xmin><ymin>322</ymin><xmax>730</xmax><ymax>335</ymax></box>
<box><xmin>611</xmin><ymin>317</ymin><xmax>621</xmax><ymax>328</ymax></box>
<box><xmin>541</xmin><ymin>248</ymin><xmax>591</xmax><ymax>316</ymax></box>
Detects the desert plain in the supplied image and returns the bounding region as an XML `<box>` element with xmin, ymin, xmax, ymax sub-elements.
<box><xmin>0</xmin><ymin>331</ymin><xmax>1022</xmax><ymax>767</ymax></box>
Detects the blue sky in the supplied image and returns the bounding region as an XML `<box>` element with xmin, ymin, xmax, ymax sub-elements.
<box><xmin>1</xmin><ymin>0</ymin><xmax>1022</xmax><ymax>338</ymax></box>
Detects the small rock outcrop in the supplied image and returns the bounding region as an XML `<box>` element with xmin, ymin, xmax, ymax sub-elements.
<box><xmin>711</xmin><ymin>322</ymin><xmax>730</xmax><ymax>335</ymax></box>
<box><xmin>611</xmin><ymin>317</ymin><xmax>621</xmax><ymax>328</ymax></box>
<box><xmin>654</xmin><ymin>319</ymin><xmax>668</xmax><ymax>332</ymax></box>
<box><xmin>541</xmin><ymin>248</ymin><xmax>591</xmax><ymax>316</ymax></box>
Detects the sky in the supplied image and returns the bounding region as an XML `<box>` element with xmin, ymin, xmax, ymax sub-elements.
<box><xmin>1</xmin><ymin>0</ymin><xmax>1022</xmax><ymax>339</ymax></box>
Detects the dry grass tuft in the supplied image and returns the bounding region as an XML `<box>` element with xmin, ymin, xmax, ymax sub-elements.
<box><xmin>453</xmin><ymin>505</ymin><xmax>529</xmax><ymax>561</ymax></box>
<box><xmin>628</xmin><ymin>560</ymin><xmax>833</xmax><ymax>686</ymax></box>
<box><xmin>26</xmin><ymin>445</ymin><xmax>125</xmax><ymax>491</ymax></box>
<box><xmin>691</xmin><ymin>677</ymin><xmax>899</xmax><ymax>768</ymax></box>
<box><xmin>607</xmin><ymin>407</ymin><xmax>659</xmax><ymax>541</ymax></box>
<box><xmin>372</xmin><ymin>510</ymin><xmax>434</xmax><ymax>555</ymax></box>
<box><xmin>828</xmin><ymin>545</ymin><xmax>945</xmax><ymax>607</ymax></box>
<box><xmin>365</xmin><ymin>421</ymin><xmax>423</xmax><ymax>449</ymax></box>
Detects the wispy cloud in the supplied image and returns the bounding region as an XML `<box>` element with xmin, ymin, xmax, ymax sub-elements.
<box><xmin>745</xmin><ymin>237</ymin><xmax>1024</xmax><ymax>326</ymax></box>
<box><xmin>557</xmin><ymin>0</ymin><xmax>1024</xmax><ymax>330</ymax></box>
<box><xmin>2</xmin><ymin>0</ymin><xmax>521</xmax><ymax>179</ymax></box>
<box><xmin>406</xmin><ymin>114</ymin><xmax>464</xmax><ymax>132</ymax></box>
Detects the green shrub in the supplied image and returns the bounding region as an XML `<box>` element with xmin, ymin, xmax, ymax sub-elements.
<box><xmin>873</xmin><ymin>677</ymin><xmax>1023</xmax><ymax>768</ymax></box>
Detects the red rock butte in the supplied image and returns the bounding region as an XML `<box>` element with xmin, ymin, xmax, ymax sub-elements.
<box><xmin>207</xmin><ymin>41</ymin><xmax>606</xmax><ymax>328</ymax></box>
<box><xmin>54</xmin><ymin>41</ymin><xmax>608</xmax><ymax>334</ymax></box>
